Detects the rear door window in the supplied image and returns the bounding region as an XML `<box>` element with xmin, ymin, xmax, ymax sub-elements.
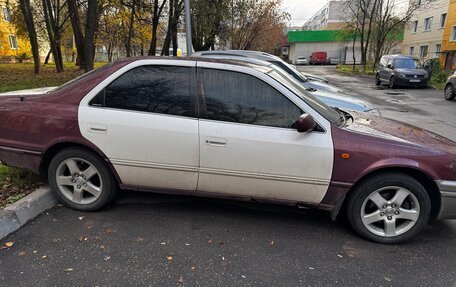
<box><xmin>90</xmin><ymin>65</ymin><xmax>196</xmax><ymax>117</ymax></box>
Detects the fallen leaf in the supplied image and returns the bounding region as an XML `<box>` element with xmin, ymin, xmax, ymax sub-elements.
<box><xmin>241</xmin><ymin>275</ymin><xmax>246</xmax><ymax>279</ymax></box>
<box><xmin>78</xmin><ymin>216</ymin><xmax>85</xmax><ymax>221</ymax></box>
<box><xmin>64</xmin><ymin>268</ymin><xmax>74</xmax><ymax>272</ymax></box>
<box><xmin>105</xmin><ymin>228</ymin><xmax>112</xmax><ymax>234</ymax></box>
<box><xmin>5</xmin><ymin>242</ymin><xmax>14</xmax><ymax>247</ymax></box>
<box><xmin>104</xmin><ymin>256</ymin><xmax>111</xmax><ymax>261</ymax></box>
<box><xmin>100</xmin><ymin>245</ymin><xmax>106</xmax><ymax>250</ymax></box>
<box><xmin>191</xmin><ymin>266</ymin><xmax>196</xmax><ymax>272</ymax></box>
<box><xmin>384</xmin><ymin>277</ymin><xmax>392</xmax><ymax>282</ymax></box>
<box><xmin>33</xmin><ymin>251</ymin><xmax>38</xmax><ymax>254</ymax></box>
<box><xmin>185</xmin><ymin>243</ymin><xmax>190</xmax><ymax>246</ymax></box>
<box><xmin>18</xmin><ymin>251</ymin><xmax>26</xmax><ymax>256</ymax></box>
<box><xmin>208</xmin><ymin>240</ymin><xmax>212</xmax><ymax>244</ymax></box>
<box><xmin>337</xmin><ymin>254</ymin><xmax>343</xmax><ymax>258</ymax></box>
<box><xmin>136</xmin><ymin>237</ymin><xmax>144</xmax><ymax>242</ymax></box>
<box><xmin>160</xmin><ymin>242</ymin><xmax>166</xmax><ymax>245</ymax></box>
<box><xmin>309</xmin><ymin>267</ymin><xmax>315</xmax><ymax>270</ymax></box>
<box><xmin>269</xmin><ymin>240</ymin><xmax>274</xmax><ymax>245</ymax></box>
<box><xmin>78</xmin><ymin>236</ymin><xmax>88</xmax><ymax>242</ymax></box>
<box><xmin>41</xmin><ymin>255</ymin><xmax>47</xmax><ymax>259</ymax></box>
<box><xmin>177</xmin><ymin>276</ymin><xmax>184</xmax><ymax>284</ymax></box>
<box><xmin>166</xmin><ymin>255</ymin><xmax>173</xmax><ymax>261</ymax></box>
<box><xmin>87</xmin><ymin>225</ymin><xmax>94</xmax><ymax>230</ymax></box>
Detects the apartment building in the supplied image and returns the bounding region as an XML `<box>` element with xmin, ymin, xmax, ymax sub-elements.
<box><xmin>402</xmin><ymin>0</ymin><xmax>450</xmax><ymax>61</ymax></box>
<box><xmin>302</xmin><ymin>1</ymin><xmax>347</xmax><ymax>31</ymax></box>
<box><xmin>440</xmin><ymin>0</ymin><xmax>456</xmax><ymax>70</ymax></box>
<box><xmin>0</xmin><ymin>0</ymin><xmax>31</xmax><ymax>61</ymax></box>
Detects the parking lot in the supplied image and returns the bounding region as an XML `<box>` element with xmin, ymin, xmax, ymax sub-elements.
<box><xmin>1</xmin><ymin>66</ymin><xmax>456</xmax><ymax>286</ymax></box>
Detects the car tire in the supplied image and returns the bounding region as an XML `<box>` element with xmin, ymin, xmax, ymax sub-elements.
<box><xmin>48</xmin><ymin>147</ymin><xmax>118</xmax><ymax>211</ymax></box>
<box><xmin>444</xmin><ymin>84</ymin><xmax>455</xmax><ymax>101</ymax></box>
<box><xmin>375</xmin><ymin>74</ymin><xmax>381</xmax><ymax>86</ymax></box>
<box><xmin>346</xmin><ymin>173</ymin><xmax>431</xmax><ymax>244</ymax></box>
<box><xmin>389</xmin><ymin>76</ymin><xmax>396</xmax><ymax>89</ymax></box>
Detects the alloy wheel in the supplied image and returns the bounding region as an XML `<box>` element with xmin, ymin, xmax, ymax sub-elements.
<box><xmin>55</xmin><ymin>157</ymin><xmax>103</xmax><ymax>205</ymax></box>
<box><xmin>444</xmin><ymin>85</ymin><xmax>455</xmax><ymax>100</ymax></box>
<box><xmin>360</xmin><ymin>186</ymin><xmax>420</xmax><ymax>237</ymax></box>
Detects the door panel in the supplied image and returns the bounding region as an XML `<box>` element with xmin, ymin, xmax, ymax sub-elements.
<box><xmin>79</xmin><ymin>63</ymin><xmax>199</xmax><ymax>190</ymax></box>
<box><xmin>198</xmin><ymin>121</ymin><xmax>333</xmax><ymax>203</ymax></box>
<box><xmin>196</xmin><ymin>67</ymin><xmax>333</xmax><ymax>204</ymax></box>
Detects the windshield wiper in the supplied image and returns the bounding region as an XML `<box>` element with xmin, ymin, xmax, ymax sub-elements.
<box><xmin>334</xmin><ymin>107</ymin><xmax>347</xmax><ymax>127</ymax></box>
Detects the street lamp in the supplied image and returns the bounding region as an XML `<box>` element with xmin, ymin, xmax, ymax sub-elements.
<box><xmin>184</xmin><ymin>0</ymin><xmax>193</xmax><ymax>56</ymax></box>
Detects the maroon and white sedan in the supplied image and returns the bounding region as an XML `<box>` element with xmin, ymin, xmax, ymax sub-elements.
<box><xmin>1</xmin><ymin>57</ymin><xmax>455</xmax><ymax>243</ymax></box>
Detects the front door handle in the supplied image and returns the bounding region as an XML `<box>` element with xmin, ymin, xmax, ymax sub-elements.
<box><xmin>205</xmin><ymin>137</ymin><xmax>227</xmax><ymax>146</ymax></box>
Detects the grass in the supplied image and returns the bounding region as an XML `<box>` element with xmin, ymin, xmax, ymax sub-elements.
<box><xmin>336</xmin><ymin>64</ymin><xmax>376</xmax><ymax>76</ymax></box>
<box><xmin>0</xmin><ymin>61</ymin><xmax>106</xmax><ymax>207</ymax></box>
<box><xmin>0</xmin><ymin>165</ymin><xmax>43</xmax><ymax>209</ymax></box>
<box><xmin>0</xmin><ymin>62</ymin><xmax>106</xmax><ymax>93</ymax></box>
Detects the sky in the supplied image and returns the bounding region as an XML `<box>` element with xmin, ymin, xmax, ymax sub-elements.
<box><xmin>282</xmin><ymin>0</ymin><xmax>328</xmax><ymax>27</ymax></box>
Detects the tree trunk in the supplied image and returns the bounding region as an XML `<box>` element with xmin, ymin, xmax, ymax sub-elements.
<box><xmin>42</xmin><ymin>0</ymin><xmax>63</xmax><ymax>72</ymax></box>
<box><xmin>68</xmin><ymin>0</ymin><xmax>85</xmax><ymax>68</ymax></box>
<box><xmin>148</xmin><ymin>0</ymin><xmax>167</xmax><ymax>56</ymax></box>
<box><xmin>84</xmin><ymin>0</ymin><xmax>99</xmax><ymax>72</ymax></box>
<box><xmin>44</xmin><ymin>49</ymin><xmax>52</xmax><ymax>64</ymax></box>
<box><xmin>18</xmin><ymin>0</ymin><xmax>40</xmax><ymax>74</ymax></box>
<box><xmin>126</xmin><ymin>1</ymin><xmax>136</xmax><ymax>57</ymax></box>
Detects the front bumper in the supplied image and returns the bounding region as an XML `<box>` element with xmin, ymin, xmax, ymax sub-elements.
<box><xmin>395</xmin><ymin>76</ymin><xmax>428</xmax><ymax>87</ymax></box>
<box><xmin>436</xmin><ymin>180</ymin><xmax>456</xmax><ymax>219</ymax></box>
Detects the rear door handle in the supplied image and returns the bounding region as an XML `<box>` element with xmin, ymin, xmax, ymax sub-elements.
<box><xmin>88</xmin><ymin>123</ymin><xmax>107</xmax><ymax>134</ymax></box>
<box><xmin>205</xmin><ymin>137</ymin><xmax>227</xmax><ymax>146</ymax></box>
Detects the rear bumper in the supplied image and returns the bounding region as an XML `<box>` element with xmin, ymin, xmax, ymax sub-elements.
<box><xmin>436</xmin><ymin>180</ymin><xmax>456</xmax><ymax>219</ymax></box>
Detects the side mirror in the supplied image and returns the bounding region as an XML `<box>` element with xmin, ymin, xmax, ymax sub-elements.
<box><xmin>295</xmin><ymin>114</ymin><xmax>316</xmax><ymax>133</ymax></box>
<box><xmin>387</xmin><ymin>64</ymin><xmax>393</xmax><ymax>69</ymax></box>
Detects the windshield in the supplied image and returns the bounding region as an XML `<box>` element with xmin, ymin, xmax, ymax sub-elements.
<box><xmin>262</xmin><ymin>65</ymin><xmax>341</xmax><ymax>125</ymax></box>
<box><xmin>394</xmin><ymin>58</ymin><xmax>419</xmax><ymax>69</ymax></box>
<box><xmin>270</xmin><ymin>60</ymin><xmax>309</xmax><ymax>83</ymax></box>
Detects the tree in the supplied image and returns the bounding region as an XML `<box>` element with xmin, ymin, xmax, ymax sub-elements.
<box><xmin>17</xmin><ymin>0</ymin><xmax>41</xmax><ymax>74</ymax></box>
<box><xmin>148</xmin><ymin>0</ymin><xmax>167</xmax><ymax>55</ymax></box>
<box><xmin>161</xmin><ymin>0</ymin><xmax>184</xmax><ymax>55</ymax></box>
<box><xmin>191</xmin><ymin>0</ymin><xmax>226</xmax><ymax>51</ymax></box>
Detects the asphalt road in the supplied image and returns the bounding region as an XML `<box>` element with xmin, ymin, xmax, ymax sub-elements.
<box><xmin>1</xmin><ymin>67</ymin><xmax>456</xmax><ymax>286</ymax></box>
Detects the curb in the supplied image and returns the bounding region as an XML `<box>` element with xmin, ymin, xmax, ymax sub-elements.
<box><xmin>0</xmin><ymin>186</ymin><xmax>57</xmax><ymax>239</ymax></box>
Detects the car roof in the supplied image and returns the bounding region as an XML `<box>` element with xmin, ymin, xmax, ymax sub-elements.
<box><xmin>191</xmin><ymin>50</ymin><xmax>283</xmax><ymax>62</ymax></box>
<box><xmin>383</xmin><ymin>55</ymin><xmax>413</xmax><ymax>60</ymax></box>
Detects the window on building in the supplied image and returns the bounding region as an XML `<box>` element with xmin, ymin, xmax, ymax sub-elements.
<box><xmin>409</xmin><ymin>46</ymin><xmax>415</xmax><ymax>56</ymax></box>
<box><xmin>419</xmin><ymin>45</ymin><xmax>428</xmax><ymax>58</ymax></box>
<box><xmin>434</xmin><ymin>44</ymin><xmax>441</xmax><ymax>58</ymax></box>
<box><xmin>440</xmin><ymin>13</ymin><xmax>447</xmax><ymax>28</ymax></box>
<box><xmin>412</xmin><ymin>20</ymin><xmax>418</xmax><ymax>33</ymax></box>
<box><xmin>8</xmin><ymin>35</ymin><xmax>18</xmax><ymax>50</ymax></box>
<box><xmin>451</xmin><ymin>26</ymin><xmax>456</xmax><ymax>41</ymax></box>
<box><xmin>424</xmin><ymin>17</ymin><xmax>432</xmax><ymax>31</ymax></box>
<box><xmin>2</xmin><ymin>6</ymin><xmax>11</xmax><ymax>22</ymax></box>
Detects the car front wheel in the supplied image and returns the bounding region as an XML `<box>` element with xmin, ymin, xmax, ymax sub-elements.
<box><xmin>346</xmin><ymin>173</ymin><xmax>431</xmax><ymax>244</ymax></box>
<box><xmin>389</xmin><ymin>76</ymin><xmax>396</xmax><ymax>88</ymax></box>
<box><xmin>48</xmin><ymin>147</ymin><xmax>118</xmax><ymax>211</ymax></box>
<box><xmin>444</xmin><ymin>84</ymin><xmax>455</xmax><ymax>101</ymax></box>
<box><xmin>375</xmin><ymin>74</ymin><xmax>381</xmax><ymax>86</ymax></box>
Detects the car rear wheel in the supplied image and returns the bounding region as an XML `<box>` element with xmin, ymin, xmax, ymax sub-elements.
<box><xmin>346</xmin><ymin>173</ymin><xmax>431</xmax><ymax>244</ymax></box>
<box><xmin>444</xmin><ymin>84</ymin><xmax>455</xmax><ymax>101</ymax></box>
<box><xmin>389</xmin><ymin>76</ymin><xmax>396</xmax><ymax>89</ymax></box>
<box><xmin>48</xmin><ymin>147</ymin><xmax>117</xmax><ymax>211</ymax></box>
<box><xmin>375</xmin><ymin>74</ymin><xmax>381</xmax><ymax>86</ymax></box>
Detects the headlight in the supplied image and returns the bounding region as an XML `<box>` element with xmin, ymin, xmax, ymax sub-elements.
<box><xmin>398</xmin><ymin>73</ymin><xmax>406</xmax><ymax>78</ymax></box>
<box><xmin>368</xmin><ymin>108</ymin><xmax>382</xmax><ymax>117</ymax></box>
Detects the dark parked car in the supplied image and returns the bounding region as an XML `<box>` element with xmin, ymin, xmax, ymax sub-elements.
<box><xmin>1</xmin><ymin>57</ymin><xmax>456</xmax><ymax>244</ymax></box>
<box><xmin>375</xmin><ymin>55</ymin><xmax>429</xmax><ymax>88</ymax></box>
<box><xmin>444</xmin><ymin>71</ymin><xmax>456</xmax><ymax>101</ymax></box>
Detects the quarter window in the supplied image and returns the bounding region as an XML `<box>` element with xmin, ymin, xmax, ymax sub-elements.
<box><xmin>90</xmin><ymin>66</ymin><xmax>195</xmax><ymax>117</ymax></box>
<box><xmin>200</xmin><ymin>69</ymin><xmax>302</xmax><ymax>129</ymax></box>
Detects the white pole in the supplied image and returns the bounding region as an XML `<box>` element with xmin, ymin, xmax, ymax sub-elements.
<box><xmin>184</xmin><ymin>0</ymin><xmax>193</xmax><ymax>56</ymax></box>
